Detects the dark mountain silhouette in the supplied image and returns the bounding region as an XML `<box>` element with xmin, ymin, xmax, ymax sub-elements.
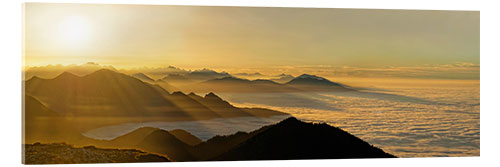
<box><xmin>164</xmin><ymin>91</ymin><xmax>222</xmax><ymax>119</ymax></box>
<box><xmin>212</xmin><ymin>117</ymin><xmax>395</xmax><ymax>160</ymax></box>
<box><xmin>189</xmin><ymin>126</ymin><xmax>271</xmax><ymax>160</ymax></box>
<box><xmin>88</xmin><ymin>127</ymin><xmax>201</xmax><ymax>148</ymax></box>
<box><xmin>188</xmin><ymin>92</ymin><xmax>282</xmax><ymax>117</ymax></box>
<box><xmin>136</xmin><ymin>129</ymin><xmax>195</xmax><ymax>161</ymax></box>
<box><xmin>23</xmin><ymin>143</ymin><xmax>169</xmax><ymax>164</ymax></box>
<box><xmin>131</xmin><ymin>73</ymin><xmax>155</xmax><ymax>82</ymax></box>
<box><xmin>169</xmin><ymin>129</ymin><xmax>202</xmax><ymax>146</ymax></box>
<box><xmin>104</xmin><ymin>127</ymin><xmax>160</xmax><ymax>147</ymax></box>
<box><xmin>286</xmin><ymin>74</ymin><xmax>344</xmax><ymax>86</ymax></box>
<box><xmin>85</xmin><ymin>117</ymin><xmax>395</xmax><ymax>162</ymax></box>
<box><xmin>283</xmin><ymin>74</ymin><xmax>354</xmax><ymax>92</ymax></box>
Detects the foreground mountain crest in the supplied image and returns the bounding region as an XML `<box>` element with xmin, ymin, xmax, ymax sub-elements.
<box><xmin>24</xmin><ymin>117</ymin><xmax>395</xmax><ymax>164</ymax></box>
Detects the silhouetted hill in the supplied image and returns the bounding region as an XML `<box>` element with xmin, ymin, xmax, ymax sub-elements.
<box><xmin>169</xmin><ymin>129</ymin><xmax>202</xmax><ymax>146</ymax></box>
<box><xmin>193</xmin><ymin>92</ymin><xmax>282</xmax><ymax>117</ymax></box>
<box><xmin>165</xmin><ymin>91</ymin><xmax>222</xmax><ymax>119</ymax></box>
<box><xmin>136</xmin><ymin>129</ymin><xmax>195</xmax><ymax>161</ymax></box>
<box><xmin>114</xmin><ymin>117</ymin><xmax>395</xmax><ymax>161</ymax></box>
<box><xmin>212</xmin><ymin>117</ymin><xmax>396</xmax><ymax>160</ymax></box>
<box><xmin>286</xmin><ymin>74</ymin><xmax>343</xmax><ymax>86</ymax></box>
<box><xmin>189</xmin><ymin>126</ymin><xmax>271</xmax><ymax>160</ymax></box>
<box><xmin>89</xmin><ymin>127</ymin><xmax>201</xmax><ymax>149</ymax></box>
<box><xmin>23</xmin><ymin>143</ymin><xmax>169</xmax><ymax>164</ymax></box>
<box><xmin>284</xmin><ymin>74</ymin><xmax>353</xmax><ymax>91</ymax></box>
<box><xmin>106</xmin><ymin>127</ymin><xmax>160</xmax><ymax>147</ymax></box>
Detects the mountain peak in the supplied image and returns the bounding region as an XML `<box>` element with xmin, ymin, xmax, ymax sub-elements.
<box><xmin>171</xmin><ymin>91</ymin><xmax>186</xmax><ymax>96</ymax></box>
<box><xmin>205</xmin><ymin>92</ymin><xmax>220</xmax><ymax>99</ymax></box>
<box><xmin>54</xmin><ymin>71</ymin><xmax>79</xmax><ymax>80</ymax></box>
<box><xmin>296</xmin><ymin>74</ymin><xmax>326</xmax><ymax>80</ymax></box>
<box><xmin>133</xmin><ymin>72</ymin><xmax>147</xmax><ymax>77</ymax></box>
<box><xmin>85</xmin><ymin>69</ymin><xmax>122</xmax><ymax>78</ymax></box>
<box><xmin>93</xmin><ymin>68</ymin><xmax>117</xmax><ymax>74</ymax></box>
<box><xmin>212</xmin><ymin>116</ymin><xmax>396</xmax><ymax>160</ymax></box>
<box><xmin>26</xmin><ymin>75</ymin><xmax>42</xmax><ymax>82</ymax></box>
<box><xmin>286</xmin><ymin>74</ymin><xmax>343</xmax><ymax>87</ymax></box>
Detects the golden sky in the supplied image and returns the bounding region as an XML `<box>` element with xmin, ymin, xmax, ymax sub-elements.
<box><xmin>24</xmin><ymin>3</ymin><xmax>479</xmax><ymax>71</ymax></box>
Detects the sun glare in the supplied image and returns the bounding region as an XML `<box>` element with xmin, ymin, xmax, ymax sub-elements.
<box><xmin>58</xmin><ymin>16</ymin><xmax>91</xmax><ymax>47</ymax></box>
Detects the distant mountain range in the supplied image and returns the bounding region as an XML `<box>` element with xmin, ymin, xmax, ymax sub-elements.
<box><xmin>24</xmin><ymin>69</ymin><xmax>287</xmax><ymax>132</ymax></box>
<box><xmin>24</xmin><ymin>62</ymin><xmax>117</xmax><ymax>80</ymax></box>
<box><xmin>25</xmin><ymin>64</ymin><xmax>351</xmax><ymax>93</ymax></box>
<box><xmin>131</xmin><ymin>72</ymin><xmax>178</xmax><ymax>92</ymax></box>
<box><xmin>183</xmin><ymin>74</ymin><xmax>354</xmax><ymax>93</ymax></box>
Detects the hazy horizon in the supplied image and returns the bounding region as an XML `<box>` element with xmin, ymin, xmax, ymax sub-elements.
<box><xmin>25</xmin><ymin>3</ymin><xmax>479</xmax><ymax>80</ymax></box>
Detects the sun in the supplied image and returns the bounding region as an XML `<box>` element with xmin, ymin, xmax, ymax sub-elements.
<box><xmin>58</xmin><ymin>16</ymin><xmax>91</xmax><ymax>47</ymax></box>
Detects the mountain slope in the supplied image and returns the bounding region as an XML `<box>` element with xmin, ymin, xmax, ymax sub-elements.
<box><xmin>24</xmin><ymin>95</ymin><xmax>83</xmax><ymax>144</ymax></box>
<box><xmin>117</xmin><ymin>117</ymin><xmax>395</xmax><ymax>161</ymax></box>
<box><xmin>212</xmin><ymin>117</ymin><xmax>395</xmax><ymax>160</ymax></box>
<box><xmin>25</xmin><ymin>69</ymin><xmax>286</xmax><ymax>121</ymax></box>
<box><xmin>169</xmin><ymin>129</ymin><xmax>203</xmax><ymax>146</ymax></box>
<box><xmin>131</xmin><ymin>73</ymin><xmax>155</xmax><ymax>82</ymax></box>
<box><xmin>285</xmin><ymin>74</ymin><xmax>352</xmax><ymax>91</ymax></box>
<box><xmin>136</xmin><ymin>129</ymin><xmax>195</xmax><ymax>161</ymax></box>
<box><xmin>25</xmin><ymin>69</ymin><xmax>184</xmax><ymax>117</ymax></box>
<box><xmin>23</xmin><ymin>143</ymin><xmax>169</xmax><ymax>164</ymax></box>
